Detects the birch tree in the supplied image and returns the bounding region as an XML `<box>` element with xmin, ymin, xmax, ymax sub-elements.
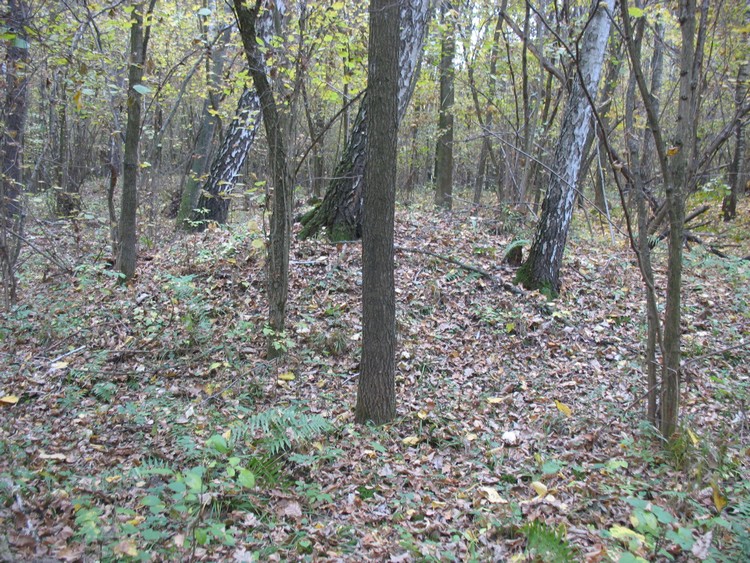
<box><xmin>299</xmin><ymin>0</ymin><xmax>430</xmax><ymax>241</ymax></box>
<box><xmin>516</xmin><ymin>0</ymin><xmax>614</xmax><ymax>296</ymax></box>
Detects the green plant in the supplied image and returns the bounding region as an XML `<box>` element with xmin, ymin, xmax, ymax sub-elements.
<box><xmin>607</xmin><ymin>498</ymin><xmax>695</xmax><ymax>561</ymax></box>
<box><xmin>261</xmin><ymin>325</ymin><xmax>295</xmax><ymax>353</ymax></box>
<box><xmin>520</xmin><ymin>520</ymin><xmax>575</xmax><ymax>562</ymax></box>
<box><xmin>233</xmin><ymin>406</ymin><xmax>333</xmax><ymax>456</ymax></box>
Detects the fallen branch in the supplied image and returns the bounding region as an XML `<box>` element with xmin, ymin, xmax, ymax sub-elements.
<box><xmin>395</xmin><ymin>245</ymin><xmax>523</xmax><ymax>294</ymax></box>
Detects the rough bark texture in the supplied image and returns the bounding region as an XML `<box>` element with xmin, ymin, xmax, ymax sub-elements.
<box><xmin>434</xmin><ymin>1</ymin><xmax>455</xmax><ymax>210</ymax></box>
<box><xmin>356</xmin><ymin>0</ymin><xmax>399</xmax><ymax>426</ymax></box>
<box><xmin>299</xmin><ymin>0</ymin><xmax>430</xmax><ymax>240</ymax></box>
<box><xmin>0</xmin><ymin>0</ymin><xmax>30</xmax><ymax>306</ymax></box>
<box><xmin>516</xmin><ymin>0</ymin><xmax>614</xmax><ymax>296</ymax></box>
<box><xmin>623</xmin><ymin>12</ymin><xmax>661</xmax><ymax>427</ymax></box>
<box><xmin>659</xmin><ymin>0</ymin><xmax>697</xmax><ymax>439</ymax></box>
<box><xmin>1</xmin><ymin>0</ymin><xmax>29</xmax><ymax>221</ymax></box>
<box><xmin>177</xmin><ymin>21</ymin><xmax>231</xmax><ymax>228</ymax></box>
<box><xmin>117</xmin><ymin>1</ymin><xmax>156</xmax><ymax>280</ymax></box>
<box><xmin>233</xmin><ymin>0</ymin><xmax>292</xmax><ymax>358</ymax></box>
<box><xmin>185</xmin><ymin>7</ymin><xmax>276</xmax><ymax>229</ymax></box>
<box><xmin>189</xmin><ymin>88</ymin><xmax>261</xmax><ymax>228</ymax></box>
<box><xmin>723</xmin><ymin>56</ymin><xmax>748</xmax><ymax>220</ymax></box>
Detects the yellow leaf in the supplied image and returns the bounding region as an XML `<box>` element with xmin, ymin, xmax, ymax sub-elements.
<box><xmin>127</xmin><ymin>515</ymin><xmax>145</xmax><ymax>526</ymax></box>
<box><xmin>554</xmin><ymin>400</ymin><xmax>572</xmax><ymax>417</ymax></box>
<box><xmin>479</xmin><ymin>486</ymin><xmax>508</xmax><ymax>504</ymax></box>
<box><xmin>667</xmin><ymin>146</ymin><xmax>680</xmax><ymax>156</ymax></box>
<box><xmin>465</xmin><ymin>433</ymin><xmax>478</xmax><ymax>442</ymax></box>
<box><xmin>105</xmin><ymin>475</ymin><xmax>121</xmax><ymax>483</ymax></box>
<box><xmin>531</xmin><ymin>481</ymin><xmax>548</xmax><ymax>498</ymax></box>
<box><xmin>712</xmin><ymin>483</ymin><xmax>727</xmax><ymax>512</ymax></box>
<box><xmin>222</xmin><ymin>429</ymin><xmax>231</xmax><ymax>441</ymax></box>
<box><xmin>687</xmin><ymin>428</ymin><xmax>700</xmax><ymax>446</ymax></box>
<box><xmin>609</xmin><ymin>524</ymin><xmax>647</xmax><ymax>546</ymax></box>
<box><xmin>51</xmin><ymin>361</ymin><xmax>69</xmax><ymax>370</ymax></box>
<box><xmin>251</xmin><ymin>238</ymin><xmax>265</xmax><ymax>250</ymax></box>
<box><xmin>417</xmin><ymin>409</ymin><xmax>428</xmax><ymax>419</ymax></box>
<box><xmin>0</xmin><ymin>395</ymin><xmax>19</xmax><ymax>405</ymax></box>
<box><xmin>486</xmin><ymin>397</ymin><xmax>504</xmax><ymax>404</ymax></box>
<box><xmin>114</xmin><ymin>539</ymin><xmax>139</xmax><ymax>557</ymax></box>
<box><xmin>402</xmin><ymin>436</ymin><xmax>420</xmax><ymax>446</ymax></box>
<box><xmin>278</xmin><ymin>372</ymin><xmax>295</xmax><ymax>381</ymax></box>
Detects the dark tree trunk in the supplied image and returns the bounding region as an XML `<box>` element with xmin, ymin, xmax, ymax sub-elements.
<box><xmin>516</xmin><ymin>0</ymin><xmax>613</xmax><ymax>296</ymax></box>
<box><xmin>299</xmin><ymin>0</ymin><xmax>430</xmax><ymax>241</ymax></box>
<box><xmin>0</xmin><ymin>0</ymin><xmax>30</xmax><ymax>307</ymax></box>
<box><xmin>434</xmin><ymin>1</ymin><xmax>455</xmax><ymax>211</ymax></box>
<box><xmin>117</xmin><ymin>0</ymin><xmax>157</xmax><ymax>281</ymax></box>
<box><xmin>356</xmin><ymin>0</ymin><xmax>399</xmax><ymax>425</ymax></box>
<box><xmin>233</xmin><ymin>0</ymin><xmax>292</xmax><ymax>359</ymax></box>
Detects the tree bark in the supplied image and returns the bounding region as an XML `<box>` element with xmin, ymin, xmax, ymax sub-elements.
<box><xmin>117</xmin><ymin>0</ymin><xmax>157</xmax><ymax>281</ymax></box>
<box><xmin>233</xmin><ymin>0</ymin><xmax>292</xmax><ymax>359</ymax></box>
<box><xmin>621</xmin><ymin>0</ymin><xmax>699</xmax><ymax>440</ymax></box>
<box><xmin>516</xmin><ymin>0</ymin><xmax>614</xmax><ymax>296</ymax></box>
<box><xmin>188</xmin><ymin>87</ymin><xmax>261</xmax><ymax>228</ymax></box>
<box><xmin>299</xmin><ymin>0</ymin><xmax>430</xmax><ymax>241</ymax></box>
<box><xmin>356</xmin><ymin>0</ymin><xmax>399</xmax><ymax>425</ymax></box>
<box><xmin>723</xmin><ymin>53</ymin><xmax>748</xmax><ymax>220</ymax></box>
<box><xmin>0</xmin><ymin>0</ymin><xmax>30</xmax><ymax>306</ymax></box>
<box><xmin>434</xmin><ymin>1</ymin><xmax>455</xmax><ymax>211</ymax></box>
<box><xmin>177</xmin><ymin>12</ymin><xmax>232</xmax><ymax>229</ymax></box>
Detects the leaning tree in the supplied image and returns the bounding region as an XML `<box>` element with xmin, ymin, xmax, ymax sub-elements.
<box><xmin>299</xmin><ymin>0</ymin><xmax>430</xmax><ymax>241</ymax></box>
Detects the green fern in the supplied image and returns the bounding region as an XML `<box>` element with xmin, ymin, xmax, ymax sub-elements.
<box><xmin>521</xmin><ymin>520</ymin><xmax>575</xmax><ymax>562</ymax></box>
<box><xmin>131</xmin><ymin>457</ymin><xmax>175</xmax><ymax>479</ymax></box>
<box><xmin>233</xmin><ymin>406</ymin><xmax>333</xmax><ymax>456</ymax></box>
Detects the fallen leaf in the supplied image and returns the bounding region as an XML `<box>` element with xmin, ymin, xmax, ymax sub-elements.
<box><xmin>486</xmin><ymin>396</ymin><xmax>503</xmax><ymax>404</ymax></box>
<box><xmin>281</xmin><ymin>500</ymin><xmax>303</xmax><ymax>519</ymax></box>
<box><xmin>691</xmin><ymin>530</ymin><xmax>713</xmax><ymax>560</ymax></box>
<box><xmin>479</xmin><ymin>486</ymin><xmax>508</xmax><ymax>504</ymax></box>
<box><xmin>0</xmin><ymin>395</ymin><xmax>19</xmax><ymax>405</ymax></box>
<box><xmin>39</xmin><ymin>452</ymin><xmax>67</xmax><ymax>461</ymax></box>
<box><xmin>554</xmin><ymin>400</ymin><xmax>572</xmax><ymax>417</ymax></box>
<box><xmin>687</xmin><ymin>428</ymin><xmax>700</xmax><ymax>446</ymax></box>
<box><xmin>278</xmin><ymin>371</ymin><xmax>295</xmax><ymax>381</ymax></box>
<box><xmin>711</xmin><ymin>483</ymin><xmax>727</xmax><ymax>512</ymax></box>
<box><xmin>402</xmin><ymin>436</ymin><xmax>420</xmax><ymax>446</ymax></box>
<box><xmin>530</xmin><ymin>481</ymin><xmax>548</xmax><ymax>498</ymax></box>
<box><xmin>501</xmin><ymin>430</ymin><xmax>519</xmax><ymax>445</ymax></box>
<box><xmin>113</xmin><ymin>539</ymin><xmax>138</xmax><ymax>557</ymax></box>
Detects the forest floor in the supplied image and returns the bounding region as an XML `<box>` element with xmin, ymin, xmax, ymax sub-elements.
<box><xmin>1</xmin><ymin>191</ymin><xmax>750</xmax><ymax>562</ymax></box>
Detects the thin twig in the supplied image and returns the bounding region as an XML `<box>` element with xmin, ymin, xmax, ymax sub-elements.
<box><xmin>49</xmin><ymin>345</ymin><xmax>86</xmax><ymax>365</ymax></box>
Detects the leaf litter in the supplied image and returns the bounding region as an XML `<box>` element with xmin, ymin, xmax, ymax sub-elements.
<box><xmin>0</xmin><ymin>201</ymin><xmax>749</xmax><ymax>561</ymax></box>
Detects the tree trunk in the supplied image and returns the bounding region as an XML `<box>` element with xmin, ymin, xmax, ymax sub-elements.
<box><xmin>660</xmin><ymin>0</ymin><xmax>698</xmax><ymax>439</ymax></box>
<box><xmin>621</xmin><ymin>0</ymin><xmax>699</xmax><ymax>440</ymax></box>
<box><xmin>434</xmin><ymin>1</ymin><xmax>455</xmax><ymax>211</ymax></box>
<box><xmin>188</xmin><ymin>87</ymin><xmax>262</xmax><ymax>228</ymax></box>
<box><xmin>233</xmin><ymin>0</ymin><xmax>292</xmax><ymax>359</ymax></box>
<box><xmin>299</xmin><ymin>0</ymin><xmax>430</xmax><ymax>240</ymax></box>
<box><xmin>117</xmin><ymin>0</ymin><xmax>156</xmax><ymax>281</ymax></box>
<box><xmin>177</xmin><ymin>15</ymin><xmax>231</xmax><ymax>229</ymax></box>
<box><xmin>0</xmin><ymin>0</ymin><xmax>30</xmax><ymax>307</ymax></box>
<box><xmin>723</xmin><ymin>56</ymin><xmax>748</xmax><ymax>220</ymax></box>
<box><xmin>356</xmin><ymin>0</ymin><xmax>399</xmax><ymax>425</ymax></box>
<box><xmin>624</xmin><ymin>11</ymin><xmax>661</xmax><ymax>427</ymax></box>
<box><xmin>516</xmin><ymin>0</ymin><xmax>614</xmax><ymax>296</ymax></box>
